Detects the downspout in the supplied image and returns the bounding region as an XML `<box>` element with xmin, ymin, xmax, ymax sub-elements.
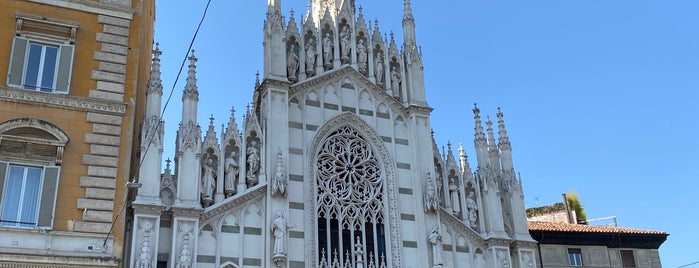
<box><xmin>537</xmin><ymin>230</ymin><xmax>545</xmax><ymax>268</ymax></box>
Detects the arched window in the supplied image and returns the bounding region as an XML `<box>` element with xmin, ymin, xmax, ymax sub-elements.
<box><xmin>0</xmin><ymin>118</ymin><xmax>68</xmax><ymax>229</ymax></box>
<box><xmin>316</xmin><ymin>126</ymin><xmax>386</xmax><ymax>266</ymax></box>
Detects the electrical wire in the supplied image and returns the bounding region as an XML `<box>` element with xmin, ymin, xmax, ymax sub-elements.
<box><xmin>102</xmin><ymin>0</ymin><xmax>214</xmax><ymax>251</ymax></box>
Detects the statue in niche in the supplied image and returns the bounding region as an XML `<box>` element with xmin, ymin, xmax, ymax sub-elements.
<box><xmin>305</xmin><ymin>39</ymin><xmax>317</xmax><ymax>75</ymax></box>
<box><xmin>271</xmin><ymin>210</ymin><xmax>288</xmax><ymax>257</ymax></box>
<box><xmin>287</xmin><ymin>43</ymin><xmax>299</xmax><ymax>82</ymax></box>
<box><xmin>424</xmin><ymin>173</ymin><xmax>438</xmax><ymax>212</ymax></box>
<box><xmin>390</xmin><ymin>66</ymin><xmax>401</xmax><ymax>92</ymax></box>
<box><xmin>374</xmin><ymin>51</ymin><xmax>384</xmax><ymax>86</ymax></box>
<box><xmin>357</xmin><ymin>39</ymin><xmax>368</xmax><ymax>73</ymax></box>
<box><xmin>224</xmin><ymin>151</ymin><xmax>239</xmax><ymax>196</ymax></box>
<box><xmin>272</xmin><ymin>150</ymin><xmax>287</xmax><ymax>196</ymax></box>
<box><xmin>466</xmin><ymin>191</ymin><xmax>478</xmax><ymax>228</ymax></box>
<box><xmin>201</xmin><ymin>157</ymin><xmax>216</xmax><ymax>204</ymax></box>
<box><xmin>448</xmin><ymin>177</ymin><xmax>459</xmax><ymax>214</ymax></box>
<box><xmin>246</xmin><ymin>140</ymin><xmax>260</xmax><ymax>187</ymax></box>
<box><xmin>323</xmin><ymin>33</ymin><xmax>333</xmax><ymax>69</ymax></box>
<box><xmin>340</xmin><ymin>25</ymin><xmax>351</xmax><ymax>63</ymax></box>
<box><xmin>428</xmin><ymin>226</ymin><xmax>443</xmax><ymax>268</ymax></box>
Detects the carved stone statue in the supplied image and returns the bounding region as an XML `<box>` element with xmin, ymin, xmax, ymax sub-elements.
<box><xmin>246</xmin><ymin>140</ymin><xmax>260</xmax><ymax>187</ymax></box>
<box><xmin>201</xmin><ymin>157</ymin><xmax>216</xmax><ymax>204</ymax></box>
<box><xmin>340</xmin><ymin>25</ymin><xmax>351</xmax><ymax>63</ymax></box>
<box><xmin>305</xmin><ymin>39</ymin><xmax>317</xmax><ymax>75</ymax></box>
<box><xmin>466</xmin><ymin>191</ymin><xmax>478</xmax><ymax>228</ymax></box>
<box><xmin>271</xmin><ymin>210</ymin><xmax>287</xmax><ymax>257</ymax></box>
<box><xmin>272</xmin><ymin>150</ymin><xmax>287</xmax><ymax>197</ymax></box>
<box><xmin>224</xmin><ymin>151</ymin><xmax>239</xmax><ymax>196</ymax></box>
<box><xmin>357</xmin><ymin>39</ymin><xmax>368</xmax><ymax>73</ymax></box>
<box><xmin>374</xmin><ymin>52</ymin><xmax>384</xmax><ymax>86</ymax></box>
<box><xmin>390</xmin><ymin>66</ymin><xmax>401</xmax><ymax>91</ymax></box>
<box><xmin>428</xmin><ymin>226</ymin><xmax>443</xmax><ymax>268</ymax></box>
<box><xmin>287</xmin><ymin>43</ymin><xmax>299</xmax><ymax>81</ymax></box>
<box><xmin>323</xmin><ymin>33</ymin><xmax>333</xmax><ymax>69</ymax></box>
<box><xmin>424</xmin><ymin>173</ymin><xmax>438</xmax><ymax>212</ymax></box>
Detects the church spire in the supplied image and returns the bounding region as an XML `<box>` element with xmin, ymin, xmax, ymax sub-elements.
<box><xmin>136</xmin><ymin>43</ymin><xmax>165</xmax><ymax>203</ymax></box>
<box><xmin>486</xmin><ymin>116</ymin><xmax>501</xmax><ymax>171</ymax></box>
<box><xmin>182</xmin><ymin>50</ymin><xmax>199</xmax><ymax>123</ymax></box>
<box><xmin>497</xmin><ymin>107</ymin><xmax>514</xmax><ymax>171</ymax></box>
<box><xmin>473</xmin><ymin>103</ymin><xmax>488</xmax><ymax>169</ymax></box>
<box><xmin>402</xmin><ymin>0</ymin><xmax>416</xmax><ymax>46</ymax></box>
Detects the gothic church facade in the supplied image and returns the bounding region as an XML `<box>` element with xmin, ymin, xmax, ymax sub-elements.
<box><xmin>128</xmin><ymin>0</ymin><xmax>537</xmax><ymax>267</ymax></box>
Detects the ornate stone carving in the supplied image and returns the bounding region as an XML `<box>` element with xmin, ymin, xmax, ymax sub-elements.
<box><xmin>224</xmin><ymin>151</ymin><xmax>239</xmax><ymax>197</ymax></box>
<box><xmin>357</xmin><ymin>39</ymin><xmax>368</xmax><ymax>74</ymax></box>
<box><xmin>424</xmin><ymin>172</ymin><xmax>438</xmax><ymax>212</ymax></box>
<box><xmin>305</xmin><ymin>37</ymin><xmax>317</xmax><ymax>76</ymax></box>
<box><xmin>201</xmin><ymin>156</ymin><xmax>216</xmax><ymax>206</ymax></box>
<box><xmin>142</xmin><ymin>115</ymin><xmax>163</xmax><ymax>146</ymax></box>
<box><xmin>307</xmin><ymin>113</ymin><xmax>403</xmax><ymax>268</ymax></box>
<box><xmin>466</xmin><ymin>191</ymin><xmax>478</xmax><ymax>229</ymax></box>
<box><xmin>287</xmin><ymin>42</ymin><xmax>299</xmax><ymax>82</ymax></box>
<box><xmin>136</xmin><ymin>219</ymin><xmax>154</xmax><ymax>268</ymax></box>
<box><xmin>0</xmin><ymin>86</ymin><xmax>127</xmax><ymax>115</ymax></box>
<box><xmin>322</xmin><ymin>32</ymin><xmax>333</xmax><ymax>69</ymax></box>
<box><xmin>339</xmin><ymin>25</ymin><xmax>351</xmax><ymax>64</ymax></box>
<box><xmin>497</xmin><ymin>249</ymin><xmax>511</xmax><ymax>268</ymax></box>
<box><xmin>272</xmin><ymin>149</ymin><xmax>287</xmax><ymax>197</ymax></box>
<box><xmin>246</xmin><ymin>139</ymin><xmax>260</xmax><ymax>187</ymax></box>
<box><xmin>390</xmin><ymin>66</ymin><xmax>401</xmax><ymax>92</ymax></box>
<box><xmin>428</xmin><ymin>226</ymin><xmax>443</xmax><ymax>268</ymax></box>
<box><xmin>176</xmin><ymin>224</ymin><xmax>193</xmax><ymax>268</ymax></box>
<box><xmin>374</xmin><ymin>52</ymin><xmax>384</xmax><ymax>86</ymax></box>
<box><xmin>271</xmin><ymin>210</ymin><xmax>288</xmax><ymax>266</ymax></box>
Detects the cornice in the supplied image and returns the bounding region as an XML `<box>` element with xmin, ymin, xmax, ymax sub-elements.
<box><xmin>438</xmin><ymin>207</ymin><xmax>486</xmax><ymax>246</ymax></box>
<box><xmin>200</xmin><ymin>184</ymin><xmax>267</xmax><ymax>222</ymax></box>
<box><xmin>28</xmin><ymin>0</ymin><xmax>134</xmax><ymax>19</ymax></box>
<box><xmin>289</xmin><ymin>66</ymin><xmax>409</xmax><ymax>119</ymax></box>
<box><xmin>0</xmin><ymin>86</ymin><xmax>127</xmax><ymax>116</ymax></box>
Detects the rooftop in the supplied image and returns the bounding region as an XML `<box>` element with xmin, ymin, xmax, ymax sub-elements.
<box><xmin>528</xmin><ymin>221</ymin><xmax>667</xmax><ymax>236</ymax></box>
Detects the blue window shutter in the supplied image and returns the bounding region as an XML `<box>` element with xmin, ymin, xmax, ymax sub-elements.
<box><xmin>7</xmin><ymin>37</ymin><xmax>28</xmax><ymax>88</ymax></box>
<box><xmin>36</xmin><ymin>166</ymin><xmax>60</xmax><ymax>229</ymax></box>
<box><xmin>54</xmin><ymin>44</ymin><xmax>74</xmax><ymax>94</ymax></box>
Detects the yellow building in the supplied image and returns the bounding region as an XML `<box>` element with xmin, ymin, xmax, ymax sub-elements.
<box><xmin>0</xmin><ymin>0</ymin><xmax>154</xmax><ymax>266</ymax></box>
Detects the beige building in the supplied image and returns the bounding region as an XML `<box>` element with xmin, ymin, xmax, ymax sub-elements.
<box><xmin>529</xmin><ymin>220</ymin><xmax>668</xmax><ymax>267</ymax></box>
<box><xmin>0</xmin><ymin>0</ymin><xmax>154</xmax><ymax>266</ymax></box>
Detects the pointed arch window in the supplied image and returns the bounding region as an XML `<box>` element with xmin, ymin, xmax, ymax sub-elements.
<box><xmin>316</xmin><ymin>126</ymin><xmax>386</xmax><ymax>266</ymax></box>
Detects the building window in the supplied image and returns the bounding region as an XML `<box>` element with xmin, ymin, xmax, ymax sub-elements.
<box><xmin>316</xmin><ymin>126</ymin><xmax>387</xmax><ymax>267</ymax></box>
<box><xmin>0</xmin><ymin>118</ymin><xmax>68</xmax><ymax>230</ymax></box>
<box><xmin>568</xmin><ymin>248</ymin><xmax>583</xmax><ymax>266</ymax></box>
<box><xmin>621</xmin><ymin>250</ymin><xmax>636</xmax><ymax>267</ymax></box>
<box><xmin>7</xmin><ymin>14</ymin><xmax>77</xmax><ymax>94</ymax></box>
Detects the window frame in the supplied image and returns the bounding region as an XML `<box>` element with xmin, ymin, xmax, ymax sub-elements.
<box><xmin>620</xmin><ymin>250</ymin><xmax>636</xmax><ymax>267</ymax></box>
<box><xmin>7</xmin><ymin>15</ymin><xmax>76</xmax><ymax>94</ymax></box>
<box><xmin>567</xmin><ymin>248</ymin><xmax>583</xmax><ymax>266</ymax></box>
<box><xmin>0</xmin><ymin>163</ymin><xmax>44</xmax><ymax>228</ymax></box>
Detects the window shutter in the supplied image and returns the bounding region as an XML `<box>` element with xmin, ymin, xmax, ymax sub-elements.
<box><xmin>36</xmin><ymin>166</ymin><xmax>60</xmax><ymax>229</ymax></box>
<box><xmin>7</xmin><ymin>37</ymin><xmax>28</xmax><ymax>88</ymax></box>
<box><xmin>0</xmin><ymin>162</ymin><xmax>7</xmax><ymax>210</ymax></box>
<box><xmin>54</xmin><ymin>44</ymin><xmax>74</xmax><ymax>94</ymax></box>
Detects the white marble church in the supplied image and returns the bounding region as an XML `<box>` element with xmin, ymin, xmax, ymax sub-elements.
<box><xmin>128</xmin><ymin>0</ymin><xmax>538</xmax><ymax>267</ymax></box>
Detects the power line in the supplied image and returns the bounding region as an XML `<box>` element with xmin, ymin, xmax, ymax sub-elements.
<box><xmin>679</xmin><ymin>260</ymin><xmax>699</xmax><ymax>268</ymax></box>
<box><xmin>102</xmin><ymin>0</ymin><xmax>214</xmax><ymax>251</ymax></box>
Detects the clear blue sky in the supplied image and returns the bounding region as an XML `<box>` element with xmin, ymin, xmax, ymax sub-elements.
<box><xmin>154</xmin><ymin>1</ymin><xmax>699</xmax><ymax>266</ymax></box>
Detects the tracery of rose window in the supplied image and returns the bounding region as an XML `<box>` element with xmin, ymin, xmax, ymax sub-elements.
<box><xmin>316</xmin><ymin>126</ymin><xmax>386</xmax><ymax>267</ymax></box>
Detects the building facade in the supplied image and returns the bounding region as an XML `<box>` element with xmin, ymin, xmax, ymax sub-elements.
<box><xmin>0</xmin><ymin>0</ymin><xmax>154</xmax><ymax>266</ymax></box>
<box><xmin>529</xmin><ymin>221</ymin><xmax>667</xmax><ymax>268</ymax></box>
<box><xmin>127</xmin><ymin>0</ymin><xmax>539</xmax><ymax>267</ymax></box>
